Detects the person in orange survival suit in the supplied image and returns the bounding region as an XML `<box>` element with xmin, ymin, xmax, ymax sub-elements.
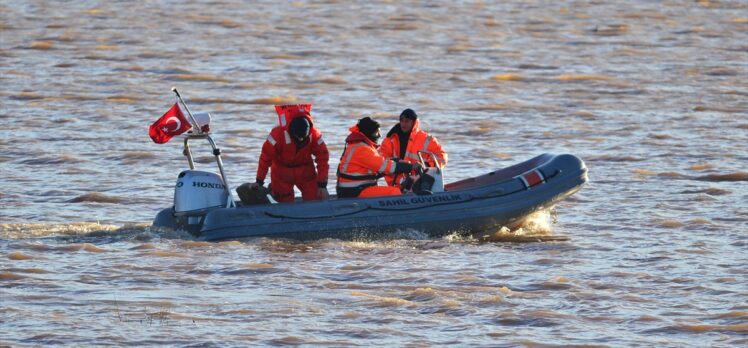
<box><xmin>251</xmin><ymin>104</ymin><xmax>330</xmax><ymax>203</ymax></box>
<box><xmin>336</xmin><ymin>117</ymin><xmax>422</xmax><ymax>198</ymax></box>
<box><xmin>379</xmin><ymin>108</ymin><xmax>447</xmax><ymax>187</ymax></box>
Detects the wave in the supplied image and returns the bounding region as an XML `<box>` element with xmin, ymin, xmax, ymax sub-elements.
<box><xmin>168</xmin><ymin>74</ymin><xmax>229</xmax><ymax>83</ymax></box>
<box><xmin>121</xmin><ymin>151</ymin><xmax>156</xmax><ymax>160</ymax></box>
<box><xmin>590</xmin><ymin>24</ymin><xmax>629</xmax><ymax>36</ymax></box>
<box><xmin>187</xmin><ymin>15</ymin><xmax>242</xmax><ymax>29</ymax></box>
<box><xmin>465</xmin><ymin>209</ymin><xmax>568</xmax><ymax>243</ymax></box>
<box><xmin>0</xmin><ymin>222</ymin><xmax>131</xmax><ymax>239</ymax></box>
<box><xmin>633</xmin><ymin>170</ymin><xmax>747</xmax><ymax>182</ymax></box>
<box><xmin>690</xmin><ymin>163</ymin><xmax>713</xmax><ymax>170</ymax></box>
<box><xmin>555</xmin><ymin>74</ymin><xmax>612</xmax><ymax>81</ymax></box>
<box><xmin>315</xmin><ymin>76</ymin><xmax>347</xmax><ymax>84</ymax></box>
<box><xmin>587</xmin><ymin>155</ymin><xmax>645</xmax><ymax>162</ymax></box>
<box><xmin>491</xmin><ymin>73</ymin><xmax>524</xmax><ymax>81</ymax></box>
<box><xmin>9</xmin><ymin>92</ymin><xmax>45</xmax><ymax>100</ymax></box>
<box><xmin>680</xmin><ymin>188</ymin><xmax>731</xmax><ymax>196</ymax></box>
<box><xmin>20</xmin><ymin>154</ymin><xmax>83</xmax><ymax>165</ymax></box>
<box><xmin>694</xmin><ymin>172</ymin><xmax>748</xmax><ymax>182</ymax></box>
<box><xmin>0</xmin><ymin>222</ymin><xmax>190</xmax><ymax>240</ymax></box>
<box><xmin>185</xmin><ymin>95</ymin><xmax>299</xmax><ymax>105</ymax></box>
<box><xmin>66</xmin><ymin>193</ymin><xmax>124</xmax><ymax>203</ymax></box>
<box><xmin>653</xmin><ymin>323</ymin><xmax>748</xmax><ymax>334</ymax></box>
<box><xmin>105</xmin><ymin>95</ymin><xmax>139</xmax><ymax>103</ymax></box>
<box><xmin>656</xmin><ymin>219</ymin><xmax>684</xmax><ymax>228</ymax></box>
<box><xmin>693</xmin><ymin>105</ymin><xmax>745</xmax><ymax>113</ymax></box>
<box><xmin>517</xmin><ymin>64</ymin><xmax>558</xmax><ymax>70</ymax></box>
<box><xmin>29</xmin><ymin>41</ymin><xmax>55</xmax><ymax>50</ymax></box>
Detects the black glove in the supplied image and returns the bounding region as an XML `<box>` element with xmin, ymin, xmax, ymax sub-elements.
<box><xmin>250</xmin><ymin>179</ymin><xmax>264</xmax><ymax>191</ymax></box>
<box><xmin>394</xmin><ymin>161</ymin><xmax>413</xmax><ymax>174</ymax></box>
<box><xmin>413</xmin><ymin>163</ymin><xmax>425</xmax><ymax>175</ymax></box>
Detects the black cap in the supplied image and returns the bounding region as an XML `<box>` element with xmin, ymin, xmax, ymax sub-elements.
<box><xmin>399</xmin><ymin>108</ymin><xmax>417</xmax><ymax>120</ymax></box>
<box><xmin>357</xmin><ymin>117</ymin><xmax>381</xmax><ymax>142</ymax></box>
<box><xmin>289</xmin><ymin>117</ymin><xmax>310</xmax><ymax>140</ymax></box>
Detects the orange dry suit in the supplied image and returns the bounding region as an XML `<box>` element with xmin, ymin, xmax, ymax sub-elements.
<box><xmin>378</xmin><ymin>119</ymin><xmax>447</xmax><ymax>187</ymax></box>
<box><xmin>256</xmin><ymin>104</ymin><xmax>329</xmax><ymax>203</ymax></box>
<box><xmin>336</xmin><ymin>125</ymin><xmax>416</xmax><ymax>198</ymax></box>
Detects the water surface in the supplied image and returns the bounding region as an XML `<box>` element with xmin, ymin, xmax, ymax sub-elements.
<box><xmin>1</xmin><ymin>1</ymin><xmax>747</xmax><ymax>346</ymax></box>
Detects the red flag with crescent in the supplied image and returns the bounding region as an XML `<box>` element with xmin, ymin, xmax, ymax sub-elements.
<box><xmin>149</xmin><ymin>102</ymin><xmax>192</xmax><ymax>144</ymax></box>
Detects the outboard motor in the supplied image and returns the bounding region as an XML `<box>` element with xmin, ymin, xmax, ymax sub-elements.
<box><xmin>173</xmin><ymin>170</ymin><xmax>228</xmax><ymax>231</ymax></box>
<box><xmin>175</xmin><ymin>170</ymin><xmax>228</xmax><ymax>213</ymax></box>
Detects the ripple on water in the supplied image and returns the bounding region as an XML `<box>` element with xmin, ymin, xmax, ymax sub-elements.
<box><xmin>4</xmin><ymin>267</ymin><xmax>49</xmax><ymax>274</ymax></box>
<box><xmin>66</xmin><ymin>192</ymin><xmax>124</xmax><ymax>203</ymax></box>
<box><xmin>20</xmin><ymin>154</ymin><xmax>83</xmax><ymax>165</ymax></box>
<box><xmin>222</xmin><ymin>263</ymin><xmax>282</xmax><ymax>275</ymax></box>
<box><xmin>680</xmin><ymin>188</ymin><xmax>730</xmax><ymax>196</ymax></box>
<box><xmin>315</xmin><ymin>76</ymin><xmax>347</xmax><ymax>84</ymax></box>
<box><xmin>177</xmin><ymin>241</ymin><xmax>214</xmax><ymax>249</ymax></box>
<box><xmin>110</xmin><ymin>151</ymin><xmax>156</xmax><ymax>164</ymax></box>
<box><xmin>492</xmin><ymin>73</ymin><xmax>524</xmax><ymax>81</ymax></box>
<box><xmin>0</xmin><ymin>222</ymin><xmax>140</xmax><ymax>239</ymax></box>
<box><xmin>588</xmin><ymin>155</ymin><xmax>646</xmax><ymax>162</ymax></box>
<box><xmin>7</xmin><ymin>252</ymin><xmax>34</xmax><ymax>260</ymax></box>
<box><xmin>9</xmin><ymin>92</ymin><xmax>46</xmax><ymax>100</ymax></box>
<box><xmin>57</xmin><ymin>243</ymin><xmax>107</xmax><ymax>253</ymax></box>
<box><xmin>693</xmin><ymin>172</ymin><xmax>748</xmax><ymax>182</ymax></box>
<box><xmin>656</xmin><ymin>219</ymin><xmax>685</xmax><ymax>228</ymax></box>
<box><xmin>0</xmin><ymin>272</ymin><xmax>25</xmax><ymax>280</ymax></box>
<box><xmin>402</xmin><ymin>287</ymin><xmax>437</xmax><ymax>302</ymax></box>
<box><xmin>351</xmin><ymin>291</ymin><xmax>415</xmax><ymax>308</ymax></box>
<box><xmin>656</xmin><ymin>323</ymin><xmax>748</xmax><ymax>334</ymax></box>
<box><xmin>168</xmin><ymin>73</ymin><xmax>230</xmax><ymax>83</ymax></box>
<box><xmin>140</xmin><ymin>250</ymin><xmax>188</xmax><ymax>258</ymax></box>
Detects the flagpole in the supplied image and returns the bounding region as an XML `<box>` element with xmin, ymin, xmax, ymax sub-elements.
<box><xmin>170</xmin><ymin>87</ymin><xmax>236</xmax><ymax>208</ymax></box>
<box><xmin>171</xmin><ymin>87</ymin><xmax>203</xmax><ymax>134</ymax></box>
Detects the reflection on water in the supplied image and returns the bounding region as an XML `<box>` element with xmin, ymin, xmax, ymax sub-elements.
<box><xmin>1</xmin><ymin>0</ymin><xmax>747</xmax><ymax>346</ymax></box>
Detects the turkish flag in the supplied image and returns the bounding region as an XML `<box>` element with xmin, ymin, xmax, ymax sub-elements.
<box><xmin>149</xmin><ymin>103</ymin><xmax>192</xmax><ymax>144</ymax></box>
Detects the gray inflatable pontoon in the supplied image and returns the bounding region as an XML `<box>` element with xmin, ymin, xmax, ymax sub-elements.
<box><xmin>152</xmin><ymin>133</ymin><xmax>587</xmax><ymax>241</ymax></box>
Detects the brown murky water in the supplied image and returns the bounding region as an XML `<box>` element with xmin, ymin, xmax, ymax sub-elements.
<box><xmin>1</xmin><ymin>1</ymin><xmax>747</xmax><ymax>346</ymax></box>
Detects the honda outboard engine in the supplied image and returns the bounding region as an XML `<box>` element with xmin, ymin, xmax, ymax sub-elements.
<box><xmin>173</xmin><ymin>170</ymin><xmax>228</xmax><ymax>232</ymax></box>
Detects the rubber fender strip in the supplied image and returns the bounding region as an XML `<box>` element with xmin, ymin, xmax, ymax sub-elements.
<box><xmin>261</xmin><ymin>169</ymin><xmax>565</xmax><ymax>219</ymax></box>
<box><xmin>263</xmin><ymin>205</ymin><xmax>370</xmax><ymax>220</ymax></box>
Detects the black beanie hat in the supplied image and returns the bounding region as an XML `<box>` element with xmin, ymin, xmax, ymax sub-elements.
<box><xmin>357</xmin><ymin>116</ymin><xmax>380</xmax><ymax>141</ymax></box>
<box><xmin>289</xmin><ymin>117</ymin><xmax>310</xmax><ymax>140</ymax></box>
<box><xmin>399</xmin><ymin>108</ymin><xmax>418</xmax><ymax>120</ymax></box>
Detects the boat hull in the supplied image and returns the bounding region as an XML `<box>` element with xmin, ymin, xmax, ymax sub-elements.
<box><xmin>153</xmin><ymin>153</ymin><xmax>587</xmax><ymax>241</ymax></box>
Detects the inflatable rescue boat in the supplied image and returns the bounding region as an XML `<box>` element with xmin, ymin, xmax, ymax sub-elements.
<box><xmin>152</xmin><ymin>131</ymin><xmax>588</xmax><ymax>241</ymax></box>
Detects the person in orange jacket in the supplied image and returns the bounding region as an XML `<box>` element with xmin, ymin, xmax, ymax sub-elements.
<box><xmin>379</xmin><ymin>108</ymin><xmax>447</xmax><ymax>187</ymax></box>
<box><xmin>252</xmin><ymin>104</ymin><xmax>330</xmax><ymax>203</ymax></box>
<box><xmin>336</xmin><ymin>117</ymin><xmax>421</xmax><ymax>198</ymax></box>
